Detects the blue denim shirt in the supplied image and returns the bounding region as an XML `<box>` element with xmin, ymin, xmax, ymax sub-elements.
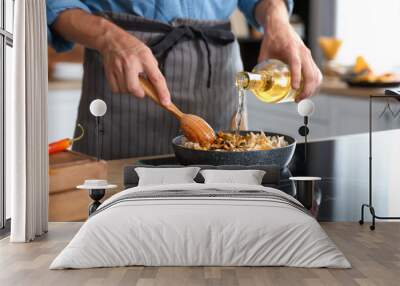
<box><xmin>47</xmin><ymin>0</ymin><xmax>293</xmax><ymax>52</ymax></box>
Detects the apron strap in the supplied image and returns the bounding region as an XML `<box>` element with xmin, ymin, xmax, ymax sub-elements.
<box><xmin>150</xmin><ymin>25</ymin><xmax>234</xmax><ymax>88</ymax></box>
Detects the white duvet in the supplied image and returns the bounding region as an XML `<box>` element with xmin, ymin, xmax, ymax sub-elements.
<box><xmin>50</xmin><ymin>183</ymin><xmax>350</xmax><ymax>269</ymax></box>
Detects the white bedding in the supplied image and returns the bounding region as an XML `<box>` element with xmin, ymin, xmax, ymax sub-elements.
<box><xmin>50</xmin><ymin>183</ymin><xmax>350</xmax><ymax>269</ymax></box>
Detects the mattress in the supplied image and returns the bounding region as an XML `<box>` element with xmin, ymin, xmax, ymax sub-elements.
<box><xmin>50</xmin><ymin>183</ymin><xmax>350</xmax><ymax>269</ymax></box>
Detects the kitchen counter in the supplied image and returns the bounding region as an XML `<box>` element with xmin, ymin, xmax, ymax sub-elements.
<box><xmin>48</xmin><ymin>79</ymin><xmax>82</xmax><ymax>91</ymax></box>
<box><xmin>48</xmin><ymin>153</ymin><xmax>172</xmax><ymax>222</ymax></box>
<box><xmin>320</xmin><ymin>78</ymin><xmax>387</xmax><ymax>97</ymax></box>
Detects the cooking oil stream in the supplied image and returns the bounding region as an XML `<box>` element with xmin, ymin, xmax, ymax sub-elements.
<box><xmin>234</xmin><ymin>88</ymin><xmax>245</xmax><ymax>135</ymax></box>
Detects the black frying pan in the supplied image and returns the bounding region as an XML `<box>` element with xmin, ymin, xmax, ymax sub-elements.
<box><xmin>172</xmin><ymin>131</ymin><xmax>296</xmax><ymax>168</ymax></box>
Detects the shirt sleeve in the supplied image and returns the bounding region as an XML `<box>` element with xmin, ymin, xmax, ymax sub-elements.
<box><xmin>46</xmin><ymin>0</ymin><xmax>92</xmax><ymax>52</ymax></box>
<box><xmin>238</xmin><ymin>0</ymin><xmax>294</xmax><ymax>28</ymax></box>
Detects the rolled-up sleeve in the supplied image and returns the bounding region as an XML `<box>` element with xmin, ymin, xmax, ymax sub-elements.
<box><xmin>47</xmin><ymin>0</ymin><xmax>91</xmax><ymax>52</ymax></box>
<box><xmin>238</xmin><ymin>0</ymin><xmax>294</xmax><ymax>28</ymax></box>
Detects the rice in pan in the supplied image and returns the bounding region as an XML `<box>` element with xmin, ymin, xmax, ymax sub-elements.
<box><xmin>182</xmin><ymin>131</ymin><xmax>289</xmax><ymax>151</ymax></box>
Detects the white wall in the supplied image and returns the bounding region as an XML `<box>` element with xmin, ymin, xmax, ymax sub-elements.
<box><xmin>335</xmin><ymin>0</ymin><xmax>400</xmax><ymax>73</ymax></box>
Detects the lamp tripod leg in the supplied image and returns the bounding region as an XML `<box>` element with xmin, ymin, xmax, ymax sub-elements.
<box><xmin>359</xmin><ymin>204</ymin><xmax>366</xmax><ymax>225</ymax></box>
<box><xmin>370</xmin><ymin>206</ymin><xmax>376</xmax><ymax>230</ymax></box>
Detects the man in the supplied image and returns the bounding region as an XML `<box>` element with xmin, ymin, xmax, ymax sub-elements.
<box><xmin>47</xmin><ymin>0</ymin><xmax>322</xmax><ymax>159</ymax></box>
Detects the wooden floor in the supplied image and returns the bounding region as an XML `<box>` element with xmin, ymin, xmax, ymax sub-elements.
<box><xmin>1</xmin><ymin>222</ymin><xmax>399</xmax><ymax>286</ymax></box>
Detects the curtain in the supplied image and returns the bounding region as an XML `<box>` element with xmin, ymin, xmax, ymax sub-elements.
<box><xmin>8</xmin><ymin>0</ymin><xmax>49</xmax><ymax>242</ymax></box>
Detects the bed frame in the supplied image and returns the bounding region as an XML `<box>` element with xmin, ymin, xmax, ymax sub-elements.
<box><xmin>124</xmin><ymin>165</ymin><xmax>281</xmax><ymax>189</ymax></box>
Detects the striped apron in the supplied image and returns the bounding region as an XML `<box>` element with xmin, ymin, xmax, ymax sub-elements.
<box><xmin>72</xmin><ymin>12</ymin><xmax>244</xmax><ymax>160</ymax></box>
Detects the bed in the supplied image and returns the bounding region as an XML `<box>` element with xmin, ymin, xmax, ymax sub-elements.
<box><xmin>50</xmin><ymin>165</ymin><xmax>350</xmax><ymax>269</ymax></box>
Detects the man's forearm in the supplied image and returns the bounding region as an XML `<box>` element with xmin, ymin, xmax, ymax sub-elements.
<box><xmin>52</xmin><ymin>9</ymin><xmax>135</xmax><ymax>53</ymax></box>
<box><xmin>254</xmin><ymin>0</ymin><xmax>290</xmax><ymax>28</ymax></box>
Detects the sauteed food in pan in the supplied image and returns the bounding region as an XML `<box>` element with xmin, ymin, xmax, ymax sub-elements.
<box><xmin>182</xmin><ymin>131</ymin><xmax>289</xmax><ymax>151</ymax></box>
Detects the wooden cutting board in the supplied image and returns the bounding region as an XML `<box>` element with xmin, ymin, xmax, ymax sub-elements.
<box><xmin>49</xmin><ymin>150</ymin><xmax>107</xmax><ymax>222</ymax></box>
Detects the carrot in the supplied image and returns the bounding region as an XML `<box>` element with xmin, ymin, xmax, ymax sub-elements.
<box><xmin>48</xmin><ymin>124</ymin><xmax>85</xmax><ymax>155</ymax></box>
<box><xmin>49</xmin><ymin>139</ymin><xmax>71</xmax><ymax>154</ymax></box>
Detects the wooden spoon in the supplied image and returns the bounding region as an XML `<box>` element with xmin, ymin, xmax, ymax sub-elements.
<box><xmin>139</xmin><ymin>77</ymin><xmax>216</xmax><ymax>146</ymax></box>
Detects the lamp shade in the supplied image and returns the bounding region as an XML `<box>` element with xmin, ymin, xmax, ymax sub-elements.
<box><xmin>298</xmin><ymin>99</ymin><xmax>315</xmax><ymax>117</ymax></box>
<box><xmin>90</xmin><ymin>99</ymin><xmax>107</xmax><ymax>117</ymax></box>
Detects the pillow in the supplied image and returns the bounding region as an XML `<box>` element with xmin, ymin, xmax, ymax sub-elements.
<box><xmin>200</xmin><ymin>169</ymin><xmax>266</xmax><ymax>185</ymax></box>
<box><xmin>135</xmin><ymin>167</ymin><xmax>201</xmax><ymax>186</ymax></box>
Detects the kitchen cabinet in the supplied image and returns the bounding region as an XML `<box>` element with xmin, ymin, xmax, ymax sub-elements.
<box><xmin>247</xmin><ymin>90</ymin><xmax>400</xmax><ymax>142</ymax></box>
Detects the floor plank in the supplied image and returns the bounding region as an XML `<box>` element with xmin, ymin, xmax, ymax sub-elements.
<box><xmin>0</xmin><ymin>222</ymin><xmax>399</xmax><ymax>286</ymax></box>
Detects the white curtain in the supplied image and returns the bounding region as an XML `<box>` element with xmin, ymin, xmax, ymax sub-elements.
<box><xmin>8</xmin><ymin>0</ymin><xmax>49</xmax><ymax>242</ymax></box>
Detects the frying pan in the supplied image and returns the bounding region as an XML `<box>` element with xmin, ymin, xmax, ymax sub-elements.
<box><xmin>172</xmin><ymin>131</ymin><xmax>296</xmax><ymax>168</ymax></box>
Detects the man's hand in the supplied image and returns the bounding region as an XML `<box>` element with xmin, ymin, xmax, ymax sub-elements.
<box><xmin>255</xmin><ymin>0</ymin><xmax>322</xmax><ymax>101</ymax></box>
<box><xmin>52</xmin><ymin>9</ymin><xmax>171</xmax><ymax>105</ymax></box>
<box><xmin>100</xmin><ymin>34</ymin><xmax>171</xmax><ymax>105</ymax></box>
